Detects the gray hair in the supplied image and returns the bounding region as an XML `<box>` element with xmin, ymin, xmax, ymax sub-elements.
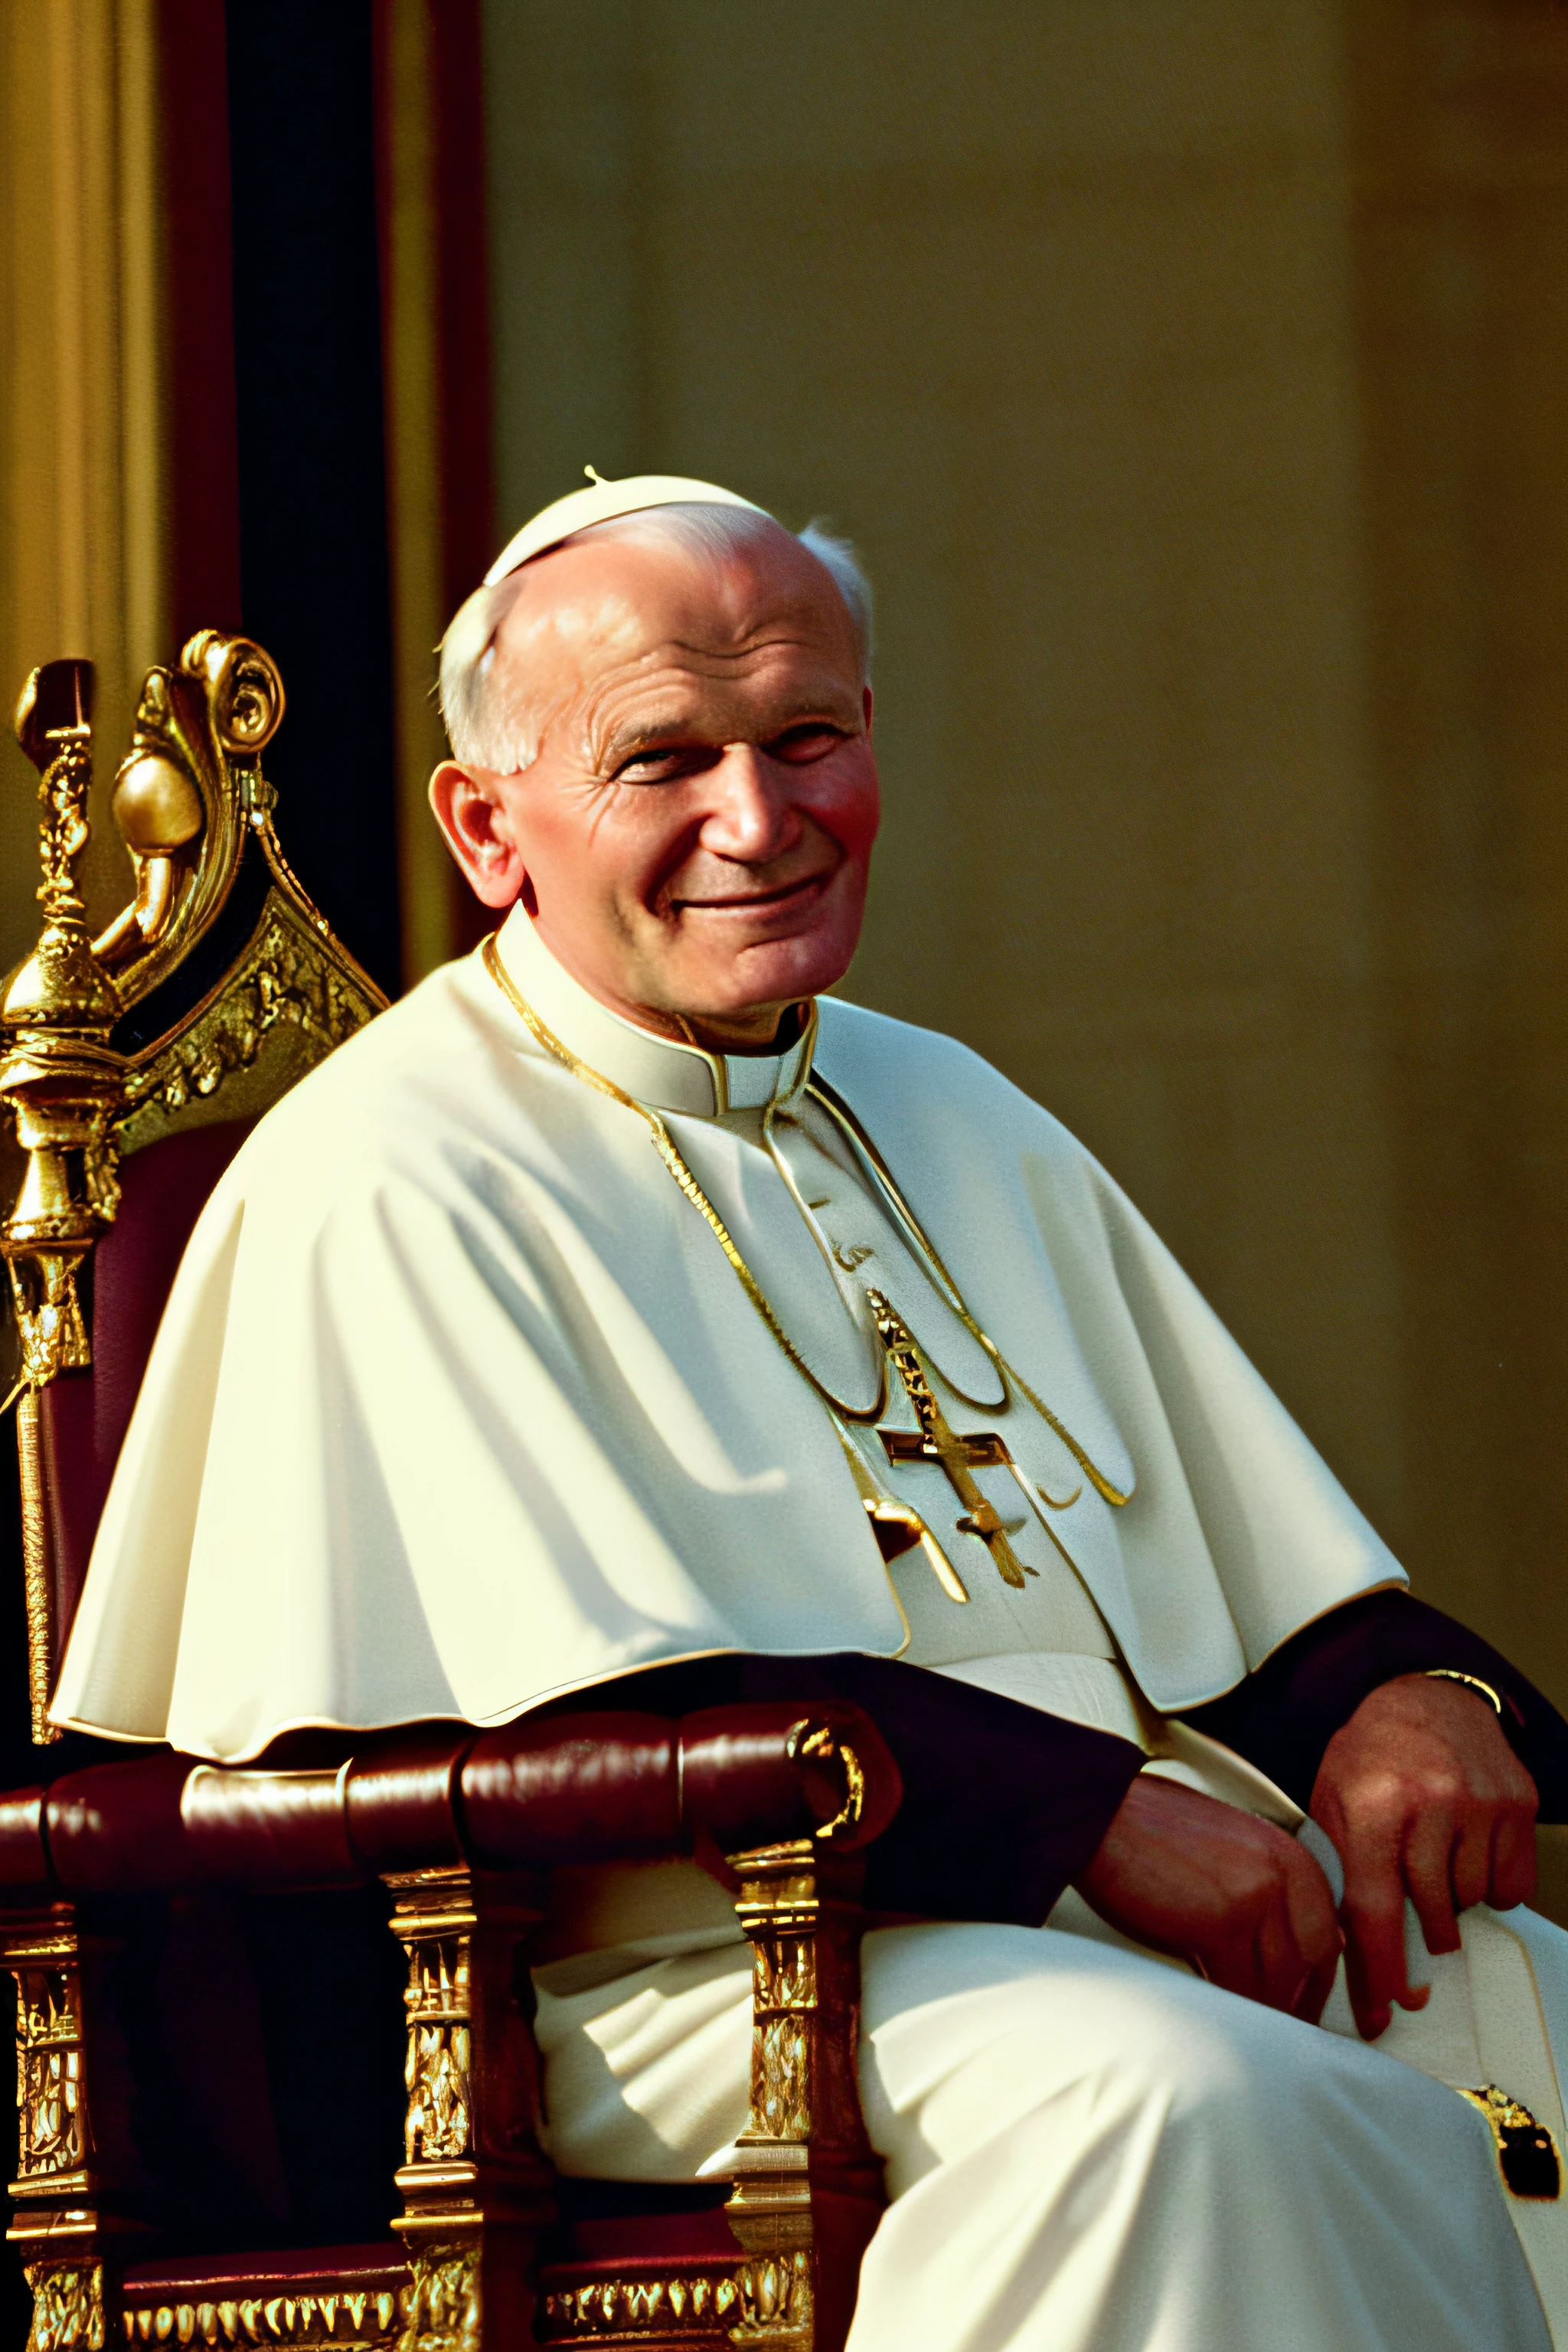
<box><xmin>438</xmin><ymin>503</ymin><xmax>874</xmax><ymax>775</ymax></box>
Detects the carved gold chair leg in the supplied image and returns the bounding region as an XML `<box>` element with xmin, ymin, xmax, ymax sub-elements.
<box><xmin>384</xmin><ymin>1865</ymin><xmax>552</xmax><ymax>2351</ymax></box>
<box><xmin>724</xmin><ymin>1844</ymin><xmax>883</xmax><ymax>2352</ymax></box>
<box><xmin>2</xmin><ymin>1903</ymin><xmax>148</xmax><ymax>2352</ymax></box>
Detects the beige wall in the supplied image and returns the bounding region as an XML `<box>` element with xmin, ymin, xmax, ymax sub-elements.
<box><xmin>481</xmin><ymin>0</ymin><xmax>1568</xmax><ymax>1701</ymax></box>
<box><xmin>1344</xmin><ymin>6</ymin><xmax>1568</xmax><ymax>1696</ymax></box>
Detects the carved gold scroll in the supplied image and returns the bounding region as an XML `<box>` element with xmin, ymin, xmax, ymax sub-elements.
<box><xmin>0</xmin><ymin>632</ymin><xmax>384</xmax><ymax>1740</ymax></box>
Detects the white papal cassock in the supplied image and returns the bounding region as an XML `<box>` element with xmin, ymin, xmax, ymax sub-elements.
<box><xmin>54</xmin><ymin>906</ymin><xmax>1568</xmax><ymax>2348</ymax></box>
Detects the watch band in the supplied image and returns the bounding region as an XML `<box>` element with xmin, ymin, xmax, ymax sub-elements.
<box><xmin>1425</xmin><ymin>1668</ymin><xmax>1505</xmax><ymax>1719</ymax></box>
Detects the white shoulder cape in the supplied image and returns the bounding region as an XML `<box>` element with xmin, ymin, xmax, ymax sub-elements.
<box><xmin>53</xmin><ymin>949</ymin><xmax>1403</xmax><ymax>1761</ymax></box>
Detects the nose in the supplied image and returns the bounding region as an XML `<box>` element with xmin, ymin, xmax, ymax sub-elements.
<box><xmin>697</xmin><ymin>743</ymin><xmax>802</xmax><ymax>864</ymax></box>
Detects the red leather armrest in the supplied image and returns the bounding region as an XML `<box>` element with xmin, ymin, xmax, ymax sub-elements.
<box><xmin>679</xmin><ymin>1701</ymin><xmax>900</xmax><ymax>1854</ymax></box>
<box><xmin>459</xmin><ymin>1713</ymin><xmax>679</xmax><ymax>1865</ymax></box>
<box><xmin>8</xmin><ymin>1702</ymin><xmax>902</xmax><ymax>1898</ymax></box>
<box><xmin>458</xmin><ymin>1701</ymin><xmax>900</xmax><ymax>1866</ymax></box>
<box><xmin>0</xmin><ymin>1786</ymin><xmax>51</xmax><ymax>1893</ymax></box>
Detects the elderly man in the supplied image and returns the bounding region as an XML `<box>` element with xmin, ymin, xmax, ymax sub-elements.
<box><xmin>54</xmin><ymin>473</ymin><xmax>1568</xmax><ymax>2349</ymax></box>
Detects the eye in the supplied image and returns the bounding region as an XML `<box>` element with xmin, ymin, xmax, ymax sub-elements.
<box><xmin>766</xmin><ymin>722</ymin><xmax>847</xmax><ymax>764</ymax></box>
<box><xmin>612</xmin><ymin>743</ymin><xmax>722</xmax><ymax>785</ymax></box>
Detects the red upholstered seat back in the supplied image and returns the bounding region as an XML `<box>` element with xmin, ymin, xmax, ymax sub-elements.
<box><xmin>39</xmin><ymin>1119</ymin><xmax>255</xmax><ymax>1657</ymax></box>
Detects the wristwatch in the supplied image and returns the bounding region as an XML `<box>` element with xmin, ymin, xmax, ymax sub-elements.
<box><xmin>1424</xmin><ymin>1667</ymin><xmax>1504</xmax><ymax>1719</ymax></box>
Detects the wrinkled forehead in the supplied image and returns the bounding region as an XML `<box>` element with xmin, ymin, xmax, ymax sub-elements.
<box><xmin>492</xmin><ymin>524</ymin><xmax>858</xmax><ymax>707</ymax></box>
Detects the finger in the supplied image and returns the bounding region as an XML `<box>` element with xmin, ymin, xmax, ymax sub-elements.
<box><xmin>1281</xmin><ymin>1842</ymin><xmax>1343</xmax><ymax>1979</ymax></box>
<box><xmin>1342</xmin><ymin>1938</ymin><xmax>1396</xmax><ymax>2037</ymax></box>
<box><xmin>1449</xmin><ymin>1813</ymin><xmax>1493</xmax><ymax>1918</ymax></box>
<box><xmin>1190</xmin><ymin>1906</ymin><xmax>1270</xmax><ymax>2006</ymax></box>
<box><xmin>1250</xmin><ymin>1903</ymin><xmax>1312</xmax><ymax>2014</ymax></box>
<box><xmin>1278</xmin><ymin>1857</ymin><xmax>1343</xmax><ymax>2024</ymax></box>
<box><xmin>1489</xmin><ymin>1810</ymin><xmax>1539</xmax><ymax>1913</ymax></box>
<box><xmin>1233</xmin><ymin>1846</ymin><xmax>1343</xmax><ymax>2016</ymax></box>
<box><xmin>1337</xmin><ymin>1840</ymin><xmax>1413</xmax><ymax>2035</ymax></box>
<box><xmin>1293</xmin><ymin>1938</ymin><xmax>1343</xmax><ymax>2025</ymax></box>
<box><xmin>1403</xmin><ymin>1812</ymin><xmax>1462</xmax><ymax>1957</ymax></box>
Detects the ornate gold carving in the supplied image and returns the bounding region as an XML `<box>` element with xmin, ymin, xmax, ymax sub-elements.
<box><xmin>24</xmin><ymin>2259</ymin><xmax>103</xmax><ymax>2352</ymax></box>
<box><xmin>1</xmin><ymin>662</ymin><xmax>126</xmax><ymax>1424</ymax></box>
<box><xmin>109</xmin><ymin>752</ymin><xmax>204</xmax><ymax>858</ymax></box>
<box><xmin>118</xmin><ymin>900</ymin><xmax>377</xmax><ymax>1154</ymax></box>
<box><xmin>753</xmin><ymin>2017</ymin><xmax>811</xmax><ymax>2145</ymax></box>
<box><xmin>730</xmin><ymin>2253</ymin><xmax>812</xmax><ymax>2347</ymax></box>
<box><xmin>186</xmin><ymin>631</ymin><xmax>286</xmax><ymax>758</ymax></box>
<box><xmin>11</xmin><ymin>1951</ymin><xmax>87</xmax><ymax>2181</ymax></box>
<box><xmin>15</xmin><ymin>668</ymin><xmax>94</xmax><ymax>915</ymax></box>
<box><xmin>724</xmin><ymin>1843</ymin><xmax>821</xmax><ymax>2347</ymax></box>
<box><xmin>102</xmin><ymin>635</ymin><xmax>278</xmax><ymax>1015</ymax></box>
<box><xmin>93</xmin><ymin>752</ymin><xmax>204</xmax><ymax>971</ymax></box>
<box><xmin>17</xmin><ymin>1390</ymin><xmax>58</xmax><ymax>1743</ymax></box>
<box><xmin>383</xmin><ymin>1866</ymin><xmax>550</xmax><ymax>2352</ymax></box>
<box><xmin>1458</xmin><ymin>2083</ymin><xmax>1561</xmax><ymax>2198</ymax></box>
<box><xmin>539</xmin><ymin>2272</ymin><xmax>739</xmax><ymax>2339</ymax></box>
<box><xmin>784</xmin><ymin>1723</ymin><xmax>864</xmax><ymax>1847</ymax></box>
<box><xmin>1</xmin><ymin>661</ymin><xmax>124</xmax><ymax>1740</ymax></box>
<box><xmin>752</xmin><ymin>1936</ymin><xmax>815</xmax><ymax>2014</ymax></box>
<box><xmin>120</xmin><ymin>2288</ymin><xmax>407</xmax><ymax>2347</ymax></box>
<box><xmin>398</xmin><ymin>2246</ymin><xmax>479</xmax><ymax>2352</ymax></box>
<box><xmin>389</xmin><ymin>1874</ymin><xmax>475</xmax><ymax>2173</ymax></box>
<box><xmin>385</xmin><ymin>1875</ymin><xmax>484</xmax><ymax>2352</ymax></box>
<box><xmin>403</xmin><ymin>1966</ymin><xmax>472</xmax><ymax>2167</ymax></box>
<box><xmin>9</xmin><ymin>1248</ymin><xmax>93</xmax><ymax>1389</ymax></box>
<box><xmin>2</xmin><ymin>629</ymin><xmax>380</xmax><ymax>1739</ymax></box>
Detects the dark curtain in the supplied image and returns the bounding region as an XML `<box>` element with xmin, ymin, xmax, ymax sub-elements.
<box><xmin>224</xmin><ymin>0</ymin><xmax>403</xmax><ymax>995</ymax></box>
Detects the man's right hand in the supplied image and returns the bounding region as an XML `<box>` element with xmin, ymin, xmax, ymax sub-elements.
<box><xmin>1073</xmin><ymin>1772</ymin><xmax>1343</xmax><ymax>2020</ymax></box>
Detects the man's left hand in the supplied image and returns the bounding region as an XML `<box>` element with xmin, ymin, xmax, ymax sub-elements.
<box><xmin>1310</xmin><ymin>1672</ymin><xmax>1539</xmax><ymax>2040</ymax></box>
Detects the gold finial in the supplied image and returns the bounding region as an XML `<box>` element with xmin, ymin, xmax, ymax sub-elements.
<box><xmin>1</xmin><ymin>658</ymin><xmax>126</xmax><ymax>1743</ymax></box>
<box><xmin>583</xmin><ymin>463</ymin><xmax>609</xmax><ymax>485</ymax></box>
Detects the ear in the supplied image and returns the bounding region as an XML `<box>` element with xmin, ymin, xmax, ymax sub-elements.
<box><xmin>429</xmin><ymin>760</ymin><xmax>529</xmax><ymax>910</ymax></box>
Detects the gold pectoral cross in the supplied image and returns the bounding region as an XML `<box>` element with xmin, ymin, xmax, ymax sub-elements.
<box><xmin>866</xmin><ymin>1289</ymin><xmax>1034</xmax><ymax>1592</ymax></box>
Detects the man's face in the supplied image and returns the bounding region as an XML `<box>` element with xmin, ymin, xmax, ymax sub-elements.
<box><xmin>430</xmin><ymin>520</ymin><xmax>879</xmax><ymax>1047</ymax></box>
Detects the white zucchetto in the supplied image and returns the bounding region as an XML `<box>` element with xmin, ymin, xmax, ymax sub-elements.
<box><xmin>483</xmin><ymin>469</ymin><xmax>768</xmax><ymax>586</ymax></box>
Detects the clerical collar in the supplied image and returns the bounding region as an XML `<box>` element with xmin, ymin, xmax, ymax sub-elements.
<box><xmin>492</xmin><ymin>902</ymin><xmax>816</xmax><ymax>1119</ymax></box>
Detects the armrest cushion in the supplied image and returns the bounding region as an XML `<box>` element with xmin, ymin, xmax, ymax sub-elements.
<box><xmin>2</xmin><ymin>1701</ymin><xmax>901</xmax><ymax>1898</ymax></box>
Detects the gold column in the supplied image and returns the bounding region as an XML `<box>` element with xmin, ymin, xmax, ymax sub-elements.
<box><xmin>3</xmin><ymin>1903</ymin><xmax>149</xmax><ymax>2352</ymax></box>
<box><xmin>384</xmin><ymin>1864</ymin><xmax>552</xmax><ymax>2350</ymax></box>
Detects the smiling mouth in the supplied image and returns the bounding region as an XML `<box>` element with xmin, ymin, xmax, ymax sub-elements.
<box><xmin>673</xmin><ymin>871</ymin><xmax>833</xmax><ymax>916</ymax></box>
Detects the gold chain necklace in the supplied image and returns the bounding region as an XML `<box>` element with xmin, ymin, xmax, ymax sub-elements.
<box><xmin>484</xmin><ymin>936</ymin><xmax>886</xmax><ymax>1422</ymax></box>
<box><xmin>482</xmin><ymin>934</ymin><xmax>1131</xmax><ymax>1507</ymax></box>
<box><xmin>802</xmin><ymin>1075</ymin><xmax>1129</xmax><ymax>1504</ymax></box>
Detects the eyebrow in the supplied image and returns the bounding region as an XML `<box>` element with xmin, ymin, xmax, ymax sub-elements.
<box><xmin>600</xmin><ymin>697</ymin><xmax>857</xmax><ymax>766</ymax></box>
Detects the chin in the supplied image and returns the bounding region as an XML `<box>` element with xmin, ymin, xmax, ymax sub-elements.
<box><xmin>712</xmin><ymin>928</ymin><xmax>853</xmax><ymax>1011</ymax></box>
